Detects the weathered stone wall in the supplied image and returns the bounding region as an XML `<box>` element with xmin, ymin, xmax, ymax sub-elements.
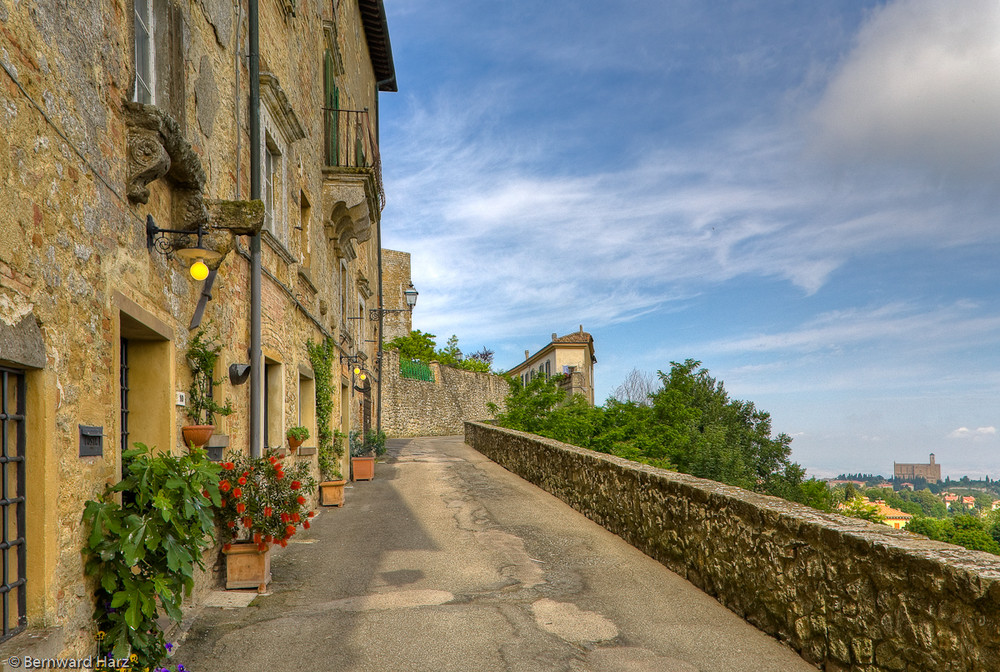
<box><xmin>0</xmin><ymin>0</ymin><xmax>391</xmax><ymax>659</ymax></box>
<box><xmin>380</xmin><ymin>248</ymin><xmax>411</xmax><ymax>343</ymax></box>
<box><xmin>382</xmin><ymin>349</ymin><xmax>508</xmax><ymax>437</ymax></box>
<box><xmin>465</xmin><ymin>421</ymin><xmax>1000</xmax><ymax>672</ymax></box>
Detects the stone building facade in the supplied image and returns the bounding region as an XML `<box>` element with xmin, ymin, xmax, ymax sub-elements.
<box><xmin>0</xmin><ymin>0</ymin><xmax>395</xmax><ymax>658</ymax></box>
<box><xmin>508</xmin><ymin>327</ymin><xmax>597</xmax><ymax>405</ymax></box>
<box><xmin>894</xmin><ymin>453</ymin><xmax>941</xmax><ymax>483</ymax></box>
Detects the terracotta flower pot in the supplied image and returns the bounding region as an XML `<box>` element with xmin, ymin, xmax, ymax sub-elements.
<box><xmin>287</xmin><ymin>436</ymin><xmax>303</xmax><ymax>452</ymax></box>
<box><xmin>319</xmin><ymin>479</ymin><xmax>347</xmax><ymax>506</ymax></box>
<box><xmin>351</xmin><ymin>456</ymin><xmax>375</xmax><ymax>481</ymax></box>
<box><xmin>181</xmin><ymin>425</ymin><xmax>215</xmax><ymax>448</ymax></box>
<box><xmin>223</xmin><ymin>542</ymin><xmax>271</xmax><ymax>593</ymax></box>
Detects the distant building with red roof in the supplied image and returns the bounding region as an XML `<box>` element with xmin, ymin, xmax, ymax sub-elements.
<box><xmin>508</xmin><ymin>326</ymin><xmax>597</xmax><ymax>405</ymax></box>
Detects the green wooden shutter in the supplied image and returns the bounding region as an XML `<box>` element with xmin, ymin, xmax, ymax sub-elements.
<box><xmin>324</xmin><ymin>51</ymin><xmax>339</xmax><ymax>165</ymax></box>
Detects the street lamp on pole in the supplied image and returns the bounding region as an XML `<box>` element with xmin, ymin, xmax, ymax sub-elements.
<box><xmin>369</xmin><ymin>281</ymin><xmax>418</xmax><ymax>320</ymax></box>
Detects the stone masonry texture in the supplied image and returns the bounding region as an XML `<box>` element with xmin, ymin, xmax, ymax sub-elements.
<box><xmin>466</xmin><ymin>421</ymin><xmax>1000</xmax><ymax>672</ymax></box>
<box><xmin>381</xmin><ymin>349</ymin><xmax>509</xmax><ymax>437</ymax></box>
<box><xmin>0</xmin><ymin>0</ymin><xmax>392</xmax><ymax>659</ymax></box>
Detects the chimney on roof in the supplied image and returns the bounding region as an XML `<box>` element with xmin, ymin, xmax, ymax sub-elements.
<box><xmin>551</xmin><ymin>333</ymin><xmax>557</xmax><ymax>341</ymax></box>
<box><xmin>579</xmin><ymin>324</ymin><xmax>583</xmax><ymax>334</ymax></box>
<box><xmin>929</xmin><ymin>453</ymin><xmax>935</xmax><ymax>464</ymax></box>
<box><xmin>525</xmin><ymin>350</ymin><xmax>530</xmax><ymax>361</ymax></box>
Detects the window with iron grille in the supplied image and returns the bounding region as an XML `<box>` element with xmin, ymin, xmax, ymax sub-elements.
<box><xmin>0</xmin><ymin>368</ymin><xmax>27</xmax><ymax>643</ymax></box>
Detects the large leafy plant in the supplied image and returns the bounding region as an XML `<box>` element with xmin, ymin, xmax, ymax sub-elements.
<box><xmin>82</xmin><ymin>444</ymin><xmax>221</xmax><ymax>669</ymax></box>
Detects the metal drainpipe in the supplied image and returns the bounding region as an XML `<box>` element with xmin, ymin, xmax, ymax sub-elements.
<box><xmin>249</xmin><ymin>0</ymin><xmax>262</xmax><ymax>458</ymax></box>
<box><xmin>373</xmin><ymin>80</ymin><xmax>388</xmax><ymax>434</ymax></box>
<box><xmin>376</xmin><ymin>232</ymin><xmax>383</xmax><ymax>433</ymax></box>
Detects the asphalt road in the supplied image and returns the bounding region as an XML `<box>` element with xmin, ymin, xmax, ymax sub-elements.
<box><xmin>176</xmin><ymin>436</ymin><xmax>816</xmax><ymax>671</ymax></box>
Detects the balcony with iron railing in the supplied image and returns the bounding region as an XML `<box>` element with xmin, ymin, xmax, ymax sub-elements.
<box><xmin>322</xmin><ymin>107</ymin><xmax>385</xmax><ymax>211</ymax></box>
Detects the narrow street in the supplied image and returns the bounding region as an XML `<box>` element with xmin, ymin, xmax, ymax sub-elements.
<box><xmin>176</xmin><ymin>436</ymin><xmax>815</xmax><ymax>671</ymax></box>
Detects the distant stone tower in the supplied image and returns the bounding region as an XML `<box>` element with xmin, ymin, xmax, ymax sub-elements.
<box><xmin>381</xmin><ymin>249</ymin><xmax>413</xmax><ymax>342</ymax></box>
<box><xmin>894</xmin><ymin>453</ymin><xmax>942</xmax><ymax>483</ymax></box>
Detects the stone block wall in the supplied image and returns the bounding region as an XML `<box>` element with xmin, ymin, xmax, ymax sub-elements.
<box><xmin>465</xmin><ymin>421</ymin><xmax>1000</xmax><ymax>672</ymax></box>
<box><xmin>0</xmin><ymin>0</ymin><xmax>391</xmax><ymax>658</ymax></box>
<box><xmin>380</xmin><ymin>249</ymin><xmax>412</xmax><ymax>343</ymax></box>
<box><xmin>381</xmin><ymin>349</ymin><xmax>508</xmax><ymax>436</ymax></box>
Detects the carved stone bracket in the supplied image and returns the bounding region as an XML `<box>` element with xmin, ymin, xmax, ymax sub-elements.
<box><xmin>125</xmin><ymin>101</ymin><xmax>209</xmax><ymax>230</ymax></box>
<box><xmin>126</xmin><ymin>127</ymin><xmax>170</xmax><ymax>205</ymax></box>
<box><xmin>126</xmin><ymin>102</ymin><xmax>264</xmax><ymax>270</ymax></box>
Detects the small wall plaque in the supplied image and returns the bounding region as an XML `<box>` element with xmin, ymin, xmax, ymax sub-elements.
<box><xmin>79</xmin><ymin>425</ymin><xmax>104</xmax><ymax>457</ymax></box>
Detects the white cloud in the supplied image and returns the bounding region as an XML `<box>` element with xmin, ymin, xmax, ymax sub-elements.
<box><xmin>694</xmin><ymin>302</ymin><xmax>1000</xmax><ymax>357</ymax></box>
<box><xmin>948</xmin><ymin>426</ymin><xmax>997</xmax><ymax>439</ymax></box>
<box><xmin>380</xmin><ymin>2</ymin><xmax>1000</xmax><ymax>355</ymax></box>
<box><xmin>383</xmin><ymin>81</ymin><xmax>1000</xmax><ymax>347</ymax></box>
<box><xmin>811</xmin><ymin>0</ymin><xmax>1000</xmax><ymax>175</ymax></box>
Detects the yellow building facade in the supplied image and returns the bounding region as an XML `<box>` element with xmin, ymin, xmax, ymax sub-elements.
<box><xmin>508</xmin><ymin>327</ymin><xmax>597</xmax><ymax>405</ymax></box>
<box><xmin>0</xmin><ymin>0</ymin><xmax>395</xmax><ymax>657</ymax></box>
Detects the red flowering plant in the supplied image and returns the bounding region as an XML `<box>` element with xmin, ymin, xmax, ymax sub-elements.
<box><xmin>214</xmin><ymin>449</ymin><xmax>317</xmax><ymax>551</ymax></box>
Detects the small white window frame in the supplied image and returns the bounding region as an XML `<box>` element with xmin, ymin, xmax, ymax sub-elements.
<box><xmin>133</xmin><ymin>0</ymin><xmax>154</xmax><ymax>104</ymax></box>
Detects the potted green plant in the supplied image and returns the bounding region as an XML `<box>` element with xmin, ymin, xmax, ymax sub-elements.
<box><xmin>286</xmin><ymin>425</ymin><xmax>309</xmax><ymax>453</ymax></box>
<box><xmin>215</xmin><ymin>450</ymin><xmax>316</xmax><ymax>592</ymax></box>
<box><xmin>366</xmin><ymin>428</ymin><xmax>387</xmax><ymax>458</ymax></box>
<box><xmin>82</xmin><ymin>444</ymin><xmax>221</xmax><ymax>669</ymax></box>
<box><xmin>350</xmin><ymin>429</ymin><xmax>385</xmax><ymax>481</ymax></box>
<box><xmin>184</xmin><ymin>326</ymin><xmax>233</xmax><ymax>448</ymax></box>
<box><xmin>319</xmin><ymin>430</ymin><xmax>347</xmax><ymax>506</ymax></box>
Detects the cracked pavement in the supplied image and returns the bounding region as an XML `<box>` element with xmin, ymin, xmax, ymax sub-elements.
<box><xmin>175</xmin><ymin>436</ymin><xmax>816</xmax><ymax>671</ymax></box>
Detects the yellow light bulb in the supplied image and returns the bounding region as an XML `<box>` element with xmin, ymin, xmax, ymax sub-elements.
<box><xmin>190</xmin><ymin>260</ymin><xmax>210</xmax><ymax>281</ymax></box>
<box><xmin>359</xmin><ymin>373</ymin><xmax>366</xmax><ymax>380</ymax></box>
<box><xmin>353</xmin><ymin>367</ymin><xmax>361</xmax><ymax>376</ymax></box>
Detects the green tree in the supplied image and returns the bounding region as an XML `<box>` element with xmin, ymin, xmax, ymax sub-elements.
<box><xmin>386</xmin><ymin>329</ymin><xmax>437</xmax><ymax>362</ymax></box>
<box><xmin>840</xmin><ymin>497</ymin><xmax>886</xmax><ymax>524</ymax></box>
<box><xmin>492</xmin><ymin>359</ymin><xmax>802</xmax><ymax>498</ymax></box>
<box><xmin>907</xmin><ymin>516</ymin><xmax>951</xmax><ymax>541</ymax></box>
<box><xmin>950</xmin><ymin>515</ymin><xmax>1000</xmax><ymax>553</ymax></box>
<box><xmin>490</xmin><ymin>373</ymin><xmax>574</xmax><ymax>435</ymax></box>
<box><xmin>975</xmin><ymin>493</ymin><xmax>994</xmax><ymax>511</ymax></box>
<box><xmin>785</xmin><ymin>478</ymin><xmax>834</xmax><ymax>511</ymax></box>
<box><xmin>437</xmin><ymin>334</ymin><xmax>463</xmax><ymax>366</ymax></box>
<box><xmin>387</xmin><ymin>330</ymin><xmax>492</xmax><ymax>372</ymax></box>
<box><xmin>900</xmin><ymin>488</ymin><xmax>948</xmax><ymax>518</ymax></box>
<box><xmin>909</xmin><ymin>515</ymin><xmax>1000</xmax><ymax>555</ymax></box>
<box><xmin>651</xmin><ymin>360</ymin><xmax>799</xmax><ymax>493</ymax></box>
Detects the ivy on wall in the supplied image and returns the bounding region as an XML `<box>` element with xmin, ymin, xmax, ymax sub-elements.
<box><xmin>307</xmin><ymin>337</ymin><xmax>343</xmax><ymax>480</ymax></box>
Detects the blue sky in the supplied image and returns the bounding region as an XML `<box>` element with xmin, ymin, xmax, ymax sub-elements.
<box><xmin>377</xmin><ymin>0</ymin><xmax>1000</xmax><ymax>480</ymax></box>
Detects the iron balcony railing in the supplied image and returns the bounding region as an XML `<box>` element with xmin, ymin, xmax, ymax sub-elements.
<box><xmin>323</xmin><ymin>107</ymin><xmax>385</xmax><ymax>211</ymax></box>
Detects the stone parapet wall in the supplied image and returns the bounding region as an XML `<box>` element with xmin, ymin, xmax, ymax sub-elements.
<box><xmin>465</xmin><ymin>421</ymin><xmax>1000</xmax><ymax>672</ymax></box>
<box><xmin>381</xmin><ymin>349</ymin><xmax>508</xmax><ymax>436</ymax></box>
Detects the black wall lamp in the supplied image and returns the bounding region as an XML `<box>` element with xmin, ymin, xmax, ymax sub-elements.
<box><xmin>146</xmin><ymin>214</ymin><xmax>221</xmax><ymax>281</ymax></box>
<box><xmin>340</xmin><ymin>354</ymin><xmax>367</xmax><ymax>380</ymax></box>
<box><xmin>369</xmin><ymin>282</ymin><xmax>418</xmax><ymax>320</ymax></box>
